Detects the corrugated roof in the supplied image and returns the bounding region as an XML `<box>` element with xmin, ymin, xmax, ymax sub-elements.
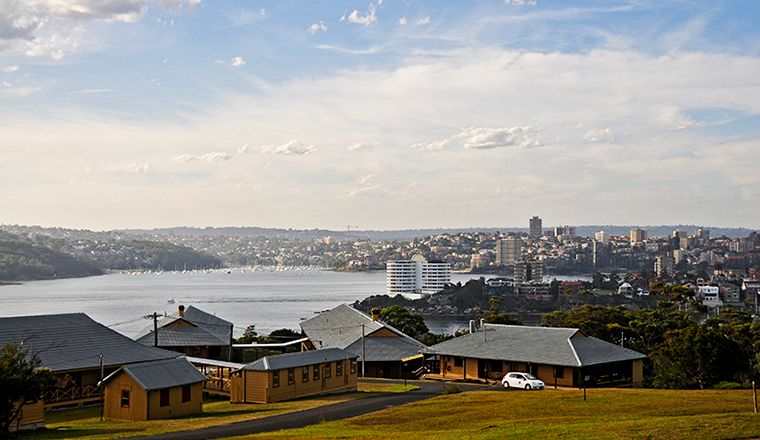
<box><xmin>425</xmin><ymin>324</ymin><xmax>645</xmax><ymax>367</ymax></box>
<box><xmin>344</xmin><ymin>336</ymin><xmax>425</xmax><ymax>362</ymax></box>
<box><xmin>103</xmin><ymin>357</ymin><xmax>207</xmax><ymax>391</ymax></box>
<box><xmin>241</xmin><ymin>348</ymin><xmax>356</xmax><ymax>371</ymax></box>
<box><xmin>134</xmin><ymin>305</ymin><xmax>231</xmax><ymax>347</ymax></box>
<box><xmin>0</xmin><ymin>313</ymin><xmax>178</xmax><ymax>373</ymax></box>
<box><xmin>299</xmin><ymin>304</ymin><xmax>426</xmax><ymax>363</ymax></box>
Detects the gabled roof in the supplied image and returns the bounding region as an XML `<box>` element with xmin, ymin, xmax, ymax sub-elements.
<box><xmin>241</xmin><ymin>348</ymin><xmax>356</xmax><ymax>371</ymax></box>
<box><xmin>102</xmin><ymin>357</ymin><xmax>207</xmax><ymax>391</ymax></box>
<box><xmin>134</xmin><ymin>305</ymin><xmax>232</xmax><ymax>347</ymax></box>
<box><xmin>0</xmin><ymin>313</ymin><xmax>178</xmax><ymax>373</ymax></box>
<box><xmin>425</xmin><ymin>324</ymin><xmax>645</xmax><ymax>367</ymax></box>
<box><xmin>299</xmin><ymin>304</ymin><xmax>426</xmax><ymax>359</ymax></box>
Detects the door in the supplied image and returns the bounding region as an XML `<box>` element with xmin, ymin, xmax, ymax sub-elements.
<box><xmin>477</xmin><ymin>359</ymin><xmax>488</xmax><ymax>379</ymax></box>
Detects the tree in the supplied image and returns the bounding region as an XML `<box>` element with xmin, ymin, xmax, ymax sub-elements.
<box><xmin>480</xmin><ymin>295</ymin><xmax>521</xmax><ymax>325</ymax></box>
<box><xmin>235</xmin><ymin>325</ymin><xmax>259</xmax><ymax>344</ymax></box>
<box><xmin>378</xmin><ymin>305</ymin><xmax>428</xmax><ymax>339</ymax></box>
<box><xmin>0</xmin><ymin>342</ymin><xmax>56</xmax><ymax>435</ymax></box>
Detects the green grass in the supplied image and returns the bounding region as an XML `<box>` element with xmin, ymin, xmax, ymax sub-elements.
<box><xmin>20</xmin><ymin>393</ymin><xmax>367</xmax><ymax>440</ymax></box>
<box><xmin>233</xmin><ymin>388</ymin><xmax>760</xmax><ymax>440</ymax></box>
<box><xmin>357</xmin><ymin>382</ymin><xmax>420</xmax><ymax>393</ymax></box>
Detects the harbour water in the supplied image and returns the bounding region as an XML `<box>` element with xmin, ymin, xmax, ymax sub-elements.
<box><xmin>0</xmin><ymin>270</ymin><xmax>591</xmax><ymax>337</ymax></box>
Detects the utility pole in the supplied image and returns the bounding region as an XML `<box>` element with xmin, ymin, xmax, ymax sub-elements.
<box><xmin>98</xmin><ymin>354</ymin><xmax>104</xmax><ymax>421</ymax></box>
<box><xmin>153</xmin><ymin>312</ymin><xmax>158</xmax><ymax>347</ymax></box>
<box><xmin>361</xmin><ymin>324</ymin><xmax>365</xmax><ymax>378</ymax></box>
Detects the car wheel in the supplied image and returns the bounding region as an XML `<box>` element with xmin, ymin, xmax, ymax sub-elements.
<box><xmin>503</xmin><ymin>382</ymin><xmax>510</xmax><ymax>389</ymax></box>
<box><xmin>525</xmin><ymin>384</ymin><xmax>531</xmax><ymax>390</ymax></box>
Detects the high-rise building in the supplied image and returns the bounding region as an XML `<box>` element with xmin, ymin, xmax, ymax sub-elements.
<box><xmin>495</xmin><ymin>237</ymin><xmax>522</xmax><ymax>266</ymax></box>
<box><xmin>554</xmin><ymin>226</ymin><xmax>576</xmax><ymax>240</ymax></box>
<box><xmin>514</xmin><ymin>260</ymin><xmax>543</xmax><ymax>284</ymax></box>
<box><xmin>386</xmin><ymin>254</ymin><xmax>451</xmax><ymax>295</ymax></box>
<box><xmin>654</xmin><ymin>254</ymin><xmax>675</xmax><ymax>277</ymax></box>
<box><xmin>630</xmin><ymin>229</ymin><xmax>647</xmax><ymax>244</ymax></box>
<box><xmin>592</xmin><ymin>240</ymin><xmax>609</xmax><ymax>267</ymax></box>
<box><xmin>529</xmin><ymin>216</ymin><xmax>542</xmax><ymax>239</ymax></box>
<box><xmin>594</xmin><ymin>231</ymin><xmax>610</xmax><ymax>244</ymax></box>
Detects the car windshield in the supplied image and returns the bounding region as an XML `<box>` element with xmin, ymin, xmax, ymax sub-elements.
<box><xmin>523</xmin><ymin>373</ymin><xmax>537</xmax><ymax>380</ymax></box>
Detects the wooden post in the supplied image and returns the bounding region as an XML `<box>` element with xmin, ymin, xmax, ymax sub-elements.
<box><xmin>753</xmin><ymin>380</ymin><xmax>758</xmax><ymax>413</ymax></box>
<box><xmin>98</xmin><ymin>354</ymin><xmax>104</xmax><ymax>421</ymax></box>
<box><xmin>153</xmin><ymin>312</ymin><xmax>158</xmax><ymax>347</ymax></box>
<box><xmin>361</xmin><ymin>324</ymin><xmax>365</xmax><ymax>378</ymax></box>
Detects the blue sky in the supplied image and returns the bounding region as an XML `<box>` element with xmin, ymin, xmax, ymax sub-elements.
<box><xmin>1</xmin><ymin>0</ymin><xmax>759</xmax><ymax>230</ymax></box>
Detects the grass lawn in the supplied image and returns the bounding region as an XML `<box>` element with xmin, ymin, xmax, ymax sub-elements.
<box><xmin>357</xmin><ymin>382</ymin><xmax>420</xmax><ymax>393</ymax></box>
<box><xmin>20</xmin><ymin>392</ymin><xmax>368</xmax><ymax>440</ymax></box>
<box><xmin>233</xmin><ymin>388</ymin><xmax>760</xmax><ymax>440</ymax></box>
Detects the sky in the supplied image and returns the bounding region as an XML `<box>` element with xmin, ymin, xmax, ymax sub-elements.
<box><xmin>1</xmin><ymin>0</ymin><xmax>759</xmax><ymax>231</ymax></box>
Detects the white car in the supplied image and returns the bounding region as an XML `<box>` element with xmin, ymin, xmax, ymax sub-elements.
<box><xmin>501</xmin><ymin>372</ymin><xmax>545</xmax><ymax>390</ymax></box>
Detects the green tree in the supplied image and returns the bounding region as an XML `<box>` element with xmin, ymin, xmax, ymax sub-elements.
<box><xmin>480</xmin><ymin>295</ymin><xmax>521</xmax><ymax>325</ymax></box>
<box><xmin>379</xmin><ymin>305</ymin><xmax>429</xmax><ymax>339</ymax></box>
<box><xmin>0</xmin><ymin>342</ymin><xmax>56</xmax><ymax>435</ymax></box>
<box><xmin>235</xmin><ymin>325</ymin><xmax>259</xmax><ymax>344</ymax></box>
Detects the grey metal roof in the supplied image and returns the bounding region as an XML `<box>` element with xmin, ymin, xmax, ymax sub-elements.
<box><xmin>241</xmin><ymin>348</ymin><xmax>356</xmax><ymax>371</ymax></box>
<box><xmin>102</xmin><ymin>357</ymin><xmax>207</xmax><ymax>391</ymax></box>
<box><xmin>134</xmin><ymin>305</ymin><xmax>232</xmax><ymax>347</ymax></box>
<box><xmin>299</xmin><ymin>304</ymin><xmax>426</xmax><ymax>360</ymax></box>
<box><xmin>0</xmin><ymin>313</ymin><xmax>179</xmax><ymax>373</ymax></box>
<box><xmin>344</xmin><ymin>336</ymin><xmax>425</xmax><ymax>362</ymax></box>
<box><xmin>425</xmin><ymin>324</ymin><xmax>646</xmax><ymax>367</ymax></box>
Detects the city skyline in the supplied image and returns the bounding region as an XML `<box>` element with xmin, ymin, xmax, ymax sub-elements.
<box><xmin>2</xmin><ymin>1</ymin><xmax>760</xmax><ymax>230</ymax></box>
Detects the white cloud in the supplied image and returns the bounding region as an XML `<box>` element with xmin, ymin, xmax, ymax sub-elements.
<box><xmin>344</xmin><ymin>2</ymin><xmax>378</xmax><ymax>27</ymax></box>
<box><xmin>230</xmin><ymin>56</ymin><xmax>245</xmax><ymax>67</ymax></box>
<box><xmin>346</xmin><ymin>141</ymin><xmax>374</xmax><ymax>151</ymax></box>
<box><xmin>105</xmin><ymin>162</ymin><xmax>149</xmax><ymax>173</ymax></box>
<box><xmin>398</xmin><ymin>17</ymin><xmax>407</xmax><ymax>25</ymax></box>
<box><xmin>504</xmin><ymin>0</ymin><xmax>537</xmax><ymax>5</ymax></box>
<box><xmin>457</xmin><ymin>126</ymin><xmax>541</xmax><ymax>150</ymax></box>
<box><xmin>342</xmin><ymin>184</ymin><xmax>383</xmax><ymax>198</ymax></box>
<box><xmin>261</xmin><ymin>140</ymin><xmax>316</xmax><ymax>155</ymax></box>
<box><xmin>658</xmin><ymin>106</ymin><xmax>698</xmax><ymax>130</ymax></box>
<box><xmin>410</xmin><ymin>139</ymin><xmax>451</xmax><ymax>151</ymax></box>
<box><xmin>173</xmin><ymin>152</ymin><xmax>232</xmax><ymax>163</ymax></box>
<box><xmin>228</xmin><ymin>8</ymin><xmax>266</xmax><ymax>26</ymax></box>
<box><xmin>415</xmin><ymin>16</ymin><xmax>431</xmax><ymax>26</ymax></box>
<box><xmin>359</xmin><ymin>174</ymin><xmax>374</xmax><ymax>184</ymax></box>
<box><xmin>154</xmin><ymin>0</ymin><xmax>201</xmax><ymax>13</ymax></box>
<box><xmin>307</xmin><ymin>21</ymin><xmax>327</xmax><ymax>34</ymax></box>
<box><xmin>237</xmin><ymin>144</ymin><xmax>248</xmax><ymax>154</ymax></box>
<box><xmin>583</xmin><ymin>128</ymin><xmax>617</xmax><ymax>143</ymax></box>
<box><xmin>1</xmin><ymin>65</ymin><xmax>19</xmax><ymax>73</ymax></box>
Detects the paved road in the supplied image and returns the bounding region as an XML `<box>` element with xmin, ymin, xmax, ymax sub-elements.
<box><xmin>137</xmin><ymin>379</ymin><xmax>502</xmax><ymax>440</ymax></box>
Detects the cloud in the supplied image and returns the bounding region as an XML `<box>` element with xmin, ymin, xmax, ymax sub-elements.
<box><xmin>658</xmin><ymin>106</ymin><xmax>699</xmax><ymax>130</ymax></box>
<box><xmin>457</xmin><ymin>126</ymin><xmax>541</xmax><ymax>150</ymax></box>
<box><xmin>307</xmin><ymin>21</ymin><xmax>327</xmax><ymax>34</ymax></box>
<box><xmin>237</xmin><ymin>144</ymin><xmax>248</xmax><ymax>154</ymax></box>
<box><xmin>1</xmin><ymin>65</ymin><xmax>19</xmax><ymax>73</ymax></box>
<box><xmin>416</xmin><ymin>16</ymin><xmax>431</xmax><ymax>26</ymax></box>
<box><xmin>342</xmin><ymin>184</ymin><xmax>383</xmax><ymax>198</ymax></box>
<box><xmin>154</xmin><ymin>0</ymin><xmax>201</xmax><ymax>13</ymax></box>
<box><xmin>359</xmin><ymin>174</ymin><xmax>374</xmax><ymax>184</ymax></box>
<box><xmin>504</xmin><ymin>0</ymin><xmax>537</xmax><ymax>5</ymax></box>
<box><xmin>346</xmin><ymin>141</ymin><xmax>374</xmax><ymax>151</ymax></box>
<box><xmin>398</xmin><ymin>17</ymin><xmax>407</xmax><ymax>25</ymax></box>
<box><xmin>342</xmin><ymin>2</ymin><xmax>378</xmax><ymax>27</ymax></box>
<box><xmin>228</xmin><ymin>8</ymin><xmax>266</xmax><ymax>26</ymax></box>
<box><xmin>409</xmin><ymin>139</ymin><xmax>451</xmax><ymax>151</ymax></box>
<box><xmin>583</xmin><ymin>128</ymin><xmax>617</xmax><ymax>143</ymax></box>
<box><xmin>105</xmin><ymin>162</ymin><xmax>149</xmax><ymax>173</ymax></box>
<box><xmin>261</xmin><ymin>139</ymin><xmax>316</xmax><ymax>155</ymax></box>
<box><xmin>215</xmin><ymin>56</ymin><xmax>246</xmax><ymax>68</ymax></box>
<box><xmin>173</xmin><ymin>152</ymin><xmax>232</xmax><ymax>163</ymax></box>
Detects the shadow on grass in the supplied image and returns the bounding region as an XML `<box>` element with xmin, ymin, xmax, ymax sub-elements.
<box><xmin>20</xmin><ymin>426</ymin><xmax>143</xmax><ymax>439</ymax></box>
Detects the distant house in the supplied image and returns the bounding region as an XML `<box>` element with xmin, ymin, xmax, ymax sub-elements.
<box><xmin>101</xmin><ymin>358</ymin><xmax>207</xmax><ymax>421</ymax></box>
<box><xmin>300</xmin><ymin>304</ymin><xmax>426</xmax><ymax>378</ymax></box>
<box><xmin>10</xmin><ymin>401</ymin><xmax>45</xmax><ymax>432</ymax></box>
<box><xmin>230</xmin><ymin>348</ymin><xmax>357</xmax><ymax>404</ymax></box>
<box><xmin>135</xmin><ymin>305</ymin><xmax>233</xmax><ymax>360</ymax></box>
<box><xmin>0</xmin><ymin>313</ymin><xmax>178</xmax><ymax>407</ymax></box>
<box><xmin>424</xmin><ymin>324</ymin><xmax>646</xmax><ymax>387</ymax></box>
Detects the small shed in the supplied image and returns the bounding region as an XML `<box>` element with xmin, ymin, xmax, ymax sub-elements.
<box><xmin>230</xmin><ymin>348</ymin><xmax>358</xmax><ymax>404</ymax></box>
<box><xmin>101</xmin><ymin>358</ymin><xmax>207</xmax><ymax>421</ymax></box>
<box><xmin>10</xmin><ymin>401</ymin><xmax>45</xmax><ymax>432</ymax></box>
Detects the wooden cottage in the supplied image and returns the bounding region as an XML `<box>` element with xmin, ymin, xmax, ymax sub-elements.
<box><xmin>10</xmin><ymin>401</ymin><xmax>45</xmax><ymax>432</ymax></box>
<box><xmin>300</xmin><ymin>304</ymin><xmax>425</xmax><ymax>378</ymax></box>
<box><xmin>0</xmin><ymin>313</ymin><xmax>178</xmax><ymax>408</ymax></box>
<box><xmin>101</xmin><ymin>358</ymin><xmax>207</xmax><ymax>421</ymax></box>
<box><xmin>135</xmin><ymin>305</ymin><xmax>233</xmax><ymax>360</ymax></box>
<box><xmin>425</xmin><ymin>324</ymin><xmax>646</xmax><ymax>387</ymax></box>
<box><xmin>230</xmin><ymin>348</ymin><xmax>358</xmax><ymax>404</ymax></box>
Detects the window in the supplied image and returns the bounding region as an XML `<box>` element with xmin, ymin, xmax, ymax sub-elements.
<box><xmin>324</xmin><ymin>363</ymin><xmax>331</xmax><ymax>378</ymax></box>
<box><xmin>159</xmin><ymin>389</ymin><xmax>170</xmax><ymax>407</ymax></box>
<box><xmin>336</xmin><ymin>361</ymin><xmax>343</xmax><ymax>376</ymax></box>
<box><xmin>181</xmin><ymin>384</ymin><xmax>191</xmax><ymax>403</ymax></box>
<box><xmin>491</xmin><ymin>360</ymin><xmax>502</xmax><ymax>372</ymax></box>
<box><xmin>120</xmin><ymin>390</ymin><xmax>130</xmax><ymax>408</ymax></box>
<box><xmin>273</xmin><ymin>370</ymin><xmax>280</xmax><ymax>388</ymax></box>
<box><xmin>350</xmin><ymin>359</ymin><xmax>357</xmax><ymax>374</ymax></box>
<box><xmin>554</xmin><ymin>367</ymin><xmax>565</xmax><ymax>379</ymax></box>
<box><xmin>302</xmin><ymin>366</ymin><xmax>309</xmax><ymax>383</ymax></box>
<box><xmin>454</xmin><ymin>357</ymin><xmax>463</xmax><ymax>367</ymax></box>
<box><xmin>313</xmin><ymin>364</ymin><xmax>320</xmax><ymax>381</ymax></box>
<box><xmin>288</xmin><ymin>368</ymin><xmax>295</xmax><ymax>385</ymax></box>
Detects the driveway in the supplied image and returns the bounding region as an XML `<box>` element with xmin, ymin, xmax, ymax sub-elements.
<box><xmin>137</xmin><ymin>379</ymin><xmax>501</xmax><ymax>440</ymax></box>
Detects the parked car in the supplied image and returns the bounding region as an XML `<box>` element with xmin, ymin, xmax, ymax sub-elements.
<box><xmin>501</xmin><ymin>372</ymin><xmax>545</xmax><ymax>390</ymax></box>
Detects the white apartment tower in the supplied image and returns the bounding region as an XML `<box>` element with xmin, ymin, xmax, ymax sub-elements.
<box><xmin>386</xmin><ymin>254</ymin><xmax>451</xmax><ymax>295</ymax></box>
<box><xmin>495</xmin><ymin>237</ymin><xmax>523</xmax><ymax>267</ymax></box>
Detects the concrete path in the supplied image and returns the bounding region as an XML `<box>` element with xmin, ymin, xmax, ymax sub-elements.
<box><xmin>137</xmin><ymin>379</ymin><xmax>501</xmax><ymax>440</ymax></box>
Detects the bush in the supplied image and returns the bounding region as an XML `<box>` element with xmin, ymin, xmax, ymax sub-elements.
<box><xmin>712</xmin><ymin>381</ymin><xmax>746</xmax><ymax>390</ymax></box>
<box><xmin>442</xmin><ymin>385</ymin><xmax>461</xmax><ymax>395</ymax></box>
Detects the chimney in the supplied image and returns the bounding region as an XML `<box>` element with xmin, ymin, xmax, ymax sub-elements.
<box><xmin>370</xmin><ymin>308</ymin><xmax>380</xmax><ymax>322</ymax></box>
<box><xmin>178</xmin><ymin>305</ymin><xmax>185</xmax><ymax>317</ymax></box>
<box><xmin>469</xmin><ymin>320</ymin><xmax>475</xmax><ymax>334</ymax></box>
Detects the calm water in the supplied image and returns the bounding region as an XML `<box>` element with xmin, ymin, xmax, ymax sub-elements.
<box><xmin>0</xmin><ymin>270</ymin><xmax>590</xmax><ymax>337</ymax></box>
